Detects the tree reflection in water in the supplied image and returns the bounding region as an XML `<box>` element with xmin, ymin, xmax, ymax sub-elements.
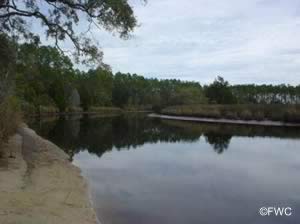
<box><xmin>204</xmin><ymin>134</ymin><xmax>232</xmax><ymax>154</ymax></box>
<box><xmin>29</xmin><ymin>114</ymin><xmax>300</xmax><ymax>160</ymax></box>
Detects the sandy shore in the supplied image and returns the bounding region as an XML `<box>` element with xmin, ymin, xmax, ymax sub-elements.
<box><xmin>0</xmin><ymin>125</ymin><xmax>98</xmax><ymax>224</ymax></box>
<box><xmin>149</xmin><ymin>113</ymin><xmax>300</xmax><ymax>127</ymax></box>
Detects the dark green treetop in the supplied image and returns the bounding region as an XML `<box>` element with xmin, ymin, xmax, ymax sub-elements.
<box><xmin>0</xmin><ymin>0</ymin><xmax>144</xmax><ymax>65</ymax></box>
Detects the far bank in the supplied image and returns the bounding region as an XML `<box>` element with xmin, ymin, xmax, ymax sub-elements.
<box><xmin>160</xmin><ymin>104</ymin><xmax>300</xmax><ymax>124</ymax></box>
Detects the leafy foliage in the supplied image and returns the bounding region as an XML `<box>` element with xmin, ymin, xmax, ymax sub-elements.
<box><xmin>205</xmin><ymin>76</ymin><xmax>236</xmax><ymax>104</ymax></box>
<box><xmin>232</xmin><ymin>84</ymin><xmax>300</xmax><ymax>104</ymax></box>
<box><xmin>16</xmin><ymin>43</ymin><xmax>76</xmax><ymax>111</ymax></box>
<box><xmin>12</xmin><ymin>43</ymin><xmax>300</xmax><ymax>115</ymax></box>
<box><xmin>0</xmin><ymin>0</ymin><xmax>143</xmax><ymax>65</ymax></box>
<box><xmin>0</xmin><ymin>34</ymin><xmax>16</xmax><ymax>103</ymax></box>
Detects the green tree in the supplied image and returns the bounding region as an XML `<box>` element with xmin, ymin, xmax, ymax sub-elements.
<box><xmin>0</xmin><ymin>34</ymin><xmax>16</xmax><ymax>103</ymax></box>
<box><xmin>0</xmin><ymin>0</ymin><xmax>143</xmax><ymax>65</ymax></box>
<box><xmin>78</xmin><ymin>68</ymin><xmax>113</xmax><ymax>110</ymax></box>
<box><xmin>16</xmin><ymin>43</ymin><xmax>76</xmax><ymax>111</ymax></box>
<box><xmin>205</xmin><ymin>76</ymin><xmax>236</xmax><ymax>104</ymax></box>
<box><xmin>112</xmin><ymin>72</ymin><xmax>131</xmax><ymax>107</ymax></box>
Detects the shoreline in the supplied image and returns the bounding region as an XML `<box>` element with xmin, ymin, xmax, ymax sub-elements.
<box><xmin>25</xmin><ymin>110</ymin><xmax>152</xmax><ymax>118</ymax></box>
<box><xmin>149</xmin><ymin>113</ymin><xmax>300</xmax><ymax>127</ymax></box>
<box><xmin>0</xmin><ymin>125</ymin><xmax>99</xmax><ymax>224</ymax></box>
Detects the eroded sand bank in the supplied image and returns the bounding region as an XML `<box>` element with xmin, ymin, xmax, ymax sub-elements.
<box><xmin>0</xmin><ymin>126</ymin><xmax>98</xmax><ymax>224</ymax></box>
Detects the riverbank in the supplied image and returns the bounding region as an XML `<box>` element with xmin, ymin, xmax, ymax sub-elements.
<box><xmin>149</xmin><ymin>114</ymin><xmax>300</xmax><ymax>127</ymax></box>
<box><xmin>0</xmin><ymin>125</ymin><xmax>98</xmax><ymax>224</ymax></box>
<box><xmin>161</xmin><ymin>104</ymin><xmax>300</xmax><ymax>123</ymax></box>
<box><xmin>23</xmin><ymin>107</ymin><xmax>152</xmax><ymax>118</ymax></box>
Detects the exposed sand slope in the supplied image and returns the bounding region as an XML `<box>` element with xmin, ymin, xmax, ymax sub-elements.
<box><xmin>0</xmin><ymin>126</ymin><xmax>98</xmax><ymax>224</ymax></box>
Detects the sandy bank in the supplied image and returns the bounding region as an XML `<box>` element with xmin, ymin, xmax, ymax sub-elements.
<box><xmin>149</xmin><ymin>114</ymin><xmax>300</xmax><ymax>127</ymax></box>
<box><xmin>0</xmin><ymin>126</ymin><xmax>98</xmax><ymax>224</ymax></box>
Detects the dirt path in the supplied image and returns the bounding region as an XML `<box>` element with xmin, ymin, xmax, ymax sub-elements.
<box><xmin>0</xmin><ymin>126</ymin><xmax>98</xmax><ymax>224</ymax></box>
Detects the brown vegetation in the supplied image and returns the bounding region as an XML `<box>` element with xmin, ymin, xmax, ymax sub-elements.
<box><xmin>0</xmin><ymin>97</ymin><xmax>21</xmax><ymax>147</ymax></box>
<box><xmin>88</xmin><ymin>106</ymin><xmax>122</xmax><ymax>115</ymax></box>
<box><xmin>162</xmin><ymin>104</ymin><xmax>300</xmax><ymax>123</ymax></box>
<box><xmin>124</xmin><ymin>105</ymin><xmax>153</xmax><ymax>112</ymax></box>
<box><xmin>65</xmin><ymin>106</ymin><xmax>83</xmax><ymax>113</ymax></box>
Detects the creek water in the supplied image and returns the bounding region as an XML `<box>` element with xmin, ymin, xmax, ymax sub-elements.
<box><xmin>29</xmin><ymin>114</ymin><xmax>300</xmax><ymax>224</ymax></box>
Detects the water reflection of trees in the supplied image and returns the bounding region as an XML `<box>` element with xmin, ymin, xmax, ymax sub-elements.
<box><xmin>204</xmin><ymin>134</ymin><xmax>232</xmax><ymax>154</ymax></box>
<box><xmin>29</xmin><ymin>114</ymin><xmax>300</xmax><ymax>160</ymax></box>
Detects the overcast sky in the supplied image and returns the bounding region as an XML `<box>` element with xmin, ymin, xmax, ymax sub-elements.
<box><xmin>88</xmin><ymin>0</ymin><xmax>300</xmax><ymax>84</ymax></box>
<box><xmin>39</xmin><ymin>0</ymin><xmax>300</xmax><ymax>85</ymax></box>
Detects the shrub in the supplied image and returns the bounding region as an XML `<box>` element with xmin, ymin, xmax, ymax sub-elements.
<box><xmin>207</xmin><ymin>109</ymin><xmax>222</xmax><ymax>118</ymax></box>
<box><xmin>253</xmin><ymin>111</ymin><xmax>265</xmax><ymax>121</ymax></box>
<box><xmin>239</xmin><ymin>110</ymin><xmax>252</xmax><ymax>120</ymax></box>
<box><xmin>284</xmin><ymin>109</ymin><xmax>300</xmax><ymax>123</ymax></box>
<box><xmin>0</xmin><ymin>96</ymin><xmax>21</xmax><ymax>146</ymax></box>
<box><xmin>224</xmin><ymin>111</ymin><xmax>238</xmax><ymax>119</ymax></box>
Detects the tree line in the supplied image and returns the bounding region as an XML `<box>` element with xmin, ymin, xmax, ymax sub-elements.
<box><xmin>15</xmin><ymin>41</ymin><xmax>208</xmax><ymax>113</ymax></box>
<box><xmin>0</xmin><ymin>0</ymin><xmax>143</xmax><ymax>145</ymax></box>
<box><xmin>204</xmin><ymin>76</ymin><xmax>300</xmax><ymax>105</ymax></box>
<box><xmin>13</xmin><ymin>43</ymin><xmax>300</xmax><ymax>114</ymax></box>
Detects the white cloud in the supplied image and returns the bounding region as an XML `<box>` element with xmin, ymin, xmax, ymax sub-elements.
<box><xmin>37</xmin><ymin>0</ymin><xmax>300</xmax><ymax>84</ymax></box>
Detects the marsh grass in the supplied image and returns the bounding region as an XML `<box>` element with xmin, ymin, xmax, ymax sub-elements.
<box><xmin>162</xmin><ymin>104</ymin><xmax>300</xmax><ymax>123</ymax></box>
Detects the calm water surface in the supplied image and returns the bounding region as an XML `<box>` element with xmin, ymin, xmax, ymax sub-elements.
<box><xmin>29</xmin><ymin>114</ymin><xmax>300</xmax><ymax>224</ymax></box>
